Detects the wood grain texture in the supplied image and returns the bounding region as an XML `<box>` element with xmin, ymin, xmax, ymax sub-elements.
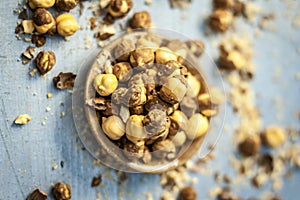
<box><xmin>0</xmin><ymin>0</ymin><xmax>300</xmax><ymax>199</ymax></box>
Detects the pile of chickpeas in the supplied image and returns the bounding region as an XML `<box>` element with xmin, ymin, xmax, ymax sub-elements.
<box><xmin>90</xmin><ymin>34</ymin><xmax>221</xmax><ymax>163</ymax></box>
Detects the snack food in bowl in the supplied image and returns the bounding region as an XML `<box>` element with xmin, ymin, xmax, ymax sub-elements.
<box><xmin>73</xmin><ymin>29</ymin><xmax>225</xmax><ymax>173</ymax></box>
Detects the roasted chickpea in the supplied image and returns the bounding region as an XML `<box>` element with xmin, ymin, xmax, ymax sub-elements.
<box><xmin>28</xmin><ymin>0</ymin><xmax>55</xmax><ymax>9</ymax></box>
<box><xmin>94</xmin><ymin>74</ymin><xmax>118</xmax><ymax>96</ymax></box>
<box><xmin>102</xmin><ymin>116</ymin><xmax>125</xmax><ymax>140</ymax></box>
<box><xmin>56</xmin><ymin>13</ymin><xmax>79</xmax><ymax>37</ymax></box>
<box><xmin>186</xmin><ymin>113</ymin><xmax>209</xmax><ymax>139</ymax></box>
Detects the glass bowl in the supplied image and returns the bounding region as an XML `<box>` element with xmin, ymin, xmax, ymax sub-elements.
<box><xmin>72</xmin><ymin>29</ymin><xmax>226</xmax><ymax>173</ymax></box>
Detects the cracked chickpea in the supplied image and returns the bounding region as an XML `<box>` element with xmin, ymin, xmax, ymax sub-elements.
<box><xmin>159</xmin><ymin>75</ymin><xmax>187</xmax><ymax>104</ymax></box>
<box><xmin>52</xmin><ymin>182</ymin><xmax>71</xmax><ymax>200</ymax></box>
<box><xmin>94</xmin><ymin>74</ymin><xmax>118</xmax><ymax>96</ymax></box>
<box><xmin>35</xmin><ymin>51</ymin><xmax>56</xmax><ymax>75</ymax></box>
<box><xmin>186</xmin><ymin>113</ymin><xmax>209</xmax><ymax>139</ymax></box>
<box><xmin>102</xmin><ymin>116</ymin><xmax>125</xmax><ymax>140</ymax></box>
<box><xmin>108</xmin><ymin>0</ymin><xmax>133</xmax><ymax>18</ymax></box>
<box><xmin>130</xmin><ymin>11</ymin><xmax>152</xmax><ymax>29</ymax></box>
<box><xmin>33</xmin><ymin>8</ymin><xmax>56</xmax><ymax>35</ymax></box>
<box><xmin>56</xmin><ymin>13</ymin><xmax>79</xmax><ymax>37</ymax></box>
<box><xmin>126</xmin><ymin>85</ymin><xmax>147</xmax><ymax>107</ymax></box>
<box><xmin>113</xmin><ymin>62</ymin><xmax>132</xmax><ymax>81</ymax></box>
<box><xmin>55</xmin><ymin>0</ymin><xmax>79</xmax><ymax>12</ymax></box>
<box><xmin>130</xmin><ymin>48</ymin><xmax>155</xmax><ymax>67</ymax></box>
<box><xmin>28</xmin><ymin>0</ymin><xmax>55</xmax><ymax>9</ymax></box>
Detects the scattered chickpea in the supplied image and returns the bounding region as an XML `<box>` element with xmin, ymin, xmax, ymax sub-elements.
<box><xmin>209</xmin><ymin>9</ymin><xmax>233</xmax><ymax>32</ymax></box>
<box><xmin>219</xmin><ymin>47</ymin><xmax>246</xmax><ymax>70</ymax></box>
<box><xmin>130</xmin><ymin>11</ymin><xmax>152</xmax><ymax>29</ymax></box>
<box><xmin>94</xmin><ymin>74</ymin><xmax>118</xmax><ymax>96</ymax></box>
<box><xmin>238</xmin><ymin>134</ymin><xmax>261</xmax><ymax>156</ymax></box>
<box><xmin>185</xmin><ymin>40</ymin><xmax>205</xmax><ymax>57</ymax></box>
<box><xmin>35</xmin><ymin>50</ymin><xmax>56</xmax><ymax>75</ymax></box>
<box><xmin>178</xmin><ymin>186</ymin><xmax>197</xmax><ymax>200</ymax></box>
<box><xmin>213</xmin><ymin>0</ymin><xmax>234</xmax><ymax>9</ymax></box>
<box><xmin>52</xmin><ymin>182</ymin><xmax>71</xmax><ymax>200</ymax></box>
<box><xmin>102</xmin><ymin>116</ymin><xmax>125</xmax><ymax>140</ymax></box>
<box><xmin>55</xmin><ymin>0</ymin><xmax>79</xmax><ymax>12</ymax></box>
<box><xmin>108</xmin><ymin>0</ymin><xmax>133</xmax><ymax>18</ymax></box>
<box><xmin>28</xmin><ymin>0</ymin><xmax>55</xmax><ymax>9</ymax></box>
<box><xmin>56</xmin><ymin>13</ymin><xmax>79</xmax><ymax>37</ymax></box>
<box><xmin>262</xmin><ymin>126</ymin><xmax>286</xmax><ymax>148</ymax></box>
<box><xmin>33</xmin><ymin>8</ymin><xmax>56</xmax><ymax>35</ymax></box>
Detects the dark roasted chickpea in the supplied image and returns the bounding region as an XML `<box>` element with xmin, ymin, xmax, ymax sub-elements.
<box><xmin>55</xmin><ymin>0</ymin><xmax>79</xmax><ymax>12</ymax></box>
<box><xmin>130</xmin><ymin>11</ymin><xmax>152</xmax><ymax>29</ymax></box>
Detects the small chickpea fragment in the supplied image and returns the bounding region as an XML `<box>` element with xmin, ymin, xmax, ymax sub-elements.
<box><xmin>94</xmin><ymin>74</ymin><xmax>118</xmax><ymax>96</ymax></box>
<box><xmin>219</xmin><ymin>46</ymin><xmax>246</xmax><ymax>70</ymax></box>
<box><xmin>262</xmin><ymin>126</ymin><xmax>286</xmax><ymax>148</ymax></box>
<box><xmin>156</xmin><ymin>47</ymin><xmax>178</xmax><ymax>64</ymax></box>
<box><xmin>102</xmin><ymin>116</ymin><xmax>125</xmax><ymax>140</ymax></box>
<box><xmin>28</xmin><ymin>0</ymin><xmax>55</xmax><ymax>9</ymax></box>
<box><xmin>56</xmin><ymin>14</ymin><xmax>79</xmax><ymax>37</ymax></box>
<box><xmin>186</xmin><ymin>113</ymin><xmax>209</xmax><ymax>139</ymax></box>
<box><xmin>14</xmin><ymin>114</ymin><xmax>31</xmax><ymax>125</ymax></box>
<box><xmin>130</xmin><ymin>11</ymin><xmax>152</xmax><ymax>29</ymax></box>
<box><xmin>33</xmin><ymin>8</ymin><xmax>56</xmax><ymax>35</ymax></box>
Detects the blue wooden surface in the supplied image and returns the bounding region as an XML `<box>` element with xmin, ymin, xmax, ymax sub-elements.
<box><xmin>1</xmin><ymin>0</ymin><xmax>300</xmax><ymax>199</ymax></box>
